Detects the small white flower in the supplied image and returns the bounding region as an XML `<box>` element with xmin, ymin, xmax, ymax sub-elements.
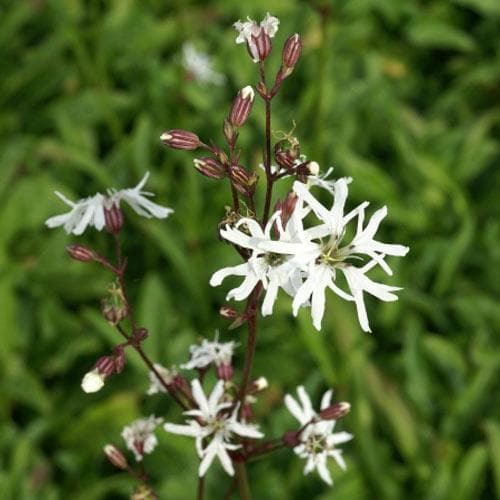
<box><xmin>45</xmin><ymin>172</ymin><xmax>173</xmax><ymax>235</ymax></box>
<box><xmin>285</xmin><ymin>386</ymin><xmax>353</xmax><ymax>486</ymax></box>
<box><xmin>164</xmin><ymin>380</ymin><xmax>263</xmax><ymax>476</ymax></box>
<box><xmin>181</xmin><ymin>332</ymin><xmax>236</xmax><ymax>370</ymax></box>
<box><xmin>81</xmin><ymin>368</ymin><xmax>105</xmax><ymax>393</ymax></box>
<box><xmin>147</xmin><ymin>363</ymin><xmax>177</xmax><ymax>395</ymax></box>
<box><xmin>182</xmin><ymin>43</ymin><xmax>225</xmax><ymax>85</ymax></box>
<box><xmin>233</xmin><ymin>13</ymin><xmax>280</xmax><ymax>62</ymax></box>
<box><xmin>121</xmin><ymin>415</ymin><xmax>163</xmax><ymax>462</ymax></box>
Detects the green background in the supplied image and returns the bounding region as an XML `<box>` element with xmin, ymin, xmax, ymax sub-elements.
<box><xmin>1</xmin><ymin>0</ymin><xmax>500</xmax><ymax>498</ymax></box>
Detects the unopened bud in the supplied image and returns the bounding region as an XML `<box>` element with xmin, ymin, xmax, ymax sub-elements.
<box><xmin>66</xmin><ymin>244</ymin><xmax>96</xmax><ymax>262</ymax></box>
<box><xmin>249</xmin><ymin>30</ymin><xmax>272</xmax><ymax>62</ymax></box>
<box><xmin>217</xmin><ymin>362</ymin><xmax>234</xmax><ymax>381</ymax></box>
<box><xmin>274</xmin><ymin>138</ymin><xmax>300</xmax><ymax>171</ymax></box>
<box><xmin>282</xmin><ymin>34</ymin><xmax>302</xmax><ymax>70</ymax></box>
<box><xmin>81</xmin><ymin>369</ymin><xmax>105</xmax><ymax>393</ymax></box>
<box><xmin>319</xmin><ymin>401</ymin><xmax>351</xmax><ymax>421</ymax></box>
<box><xmin>220</xmin><ymin>305</ymin><xmax>238</xmax><ymax>319</ymax></box>
<box><xmin>104</xmin><ymin>444</ymin><xmax>128</xmax><ymax>470</ymax></box>
<box><xmin>95</xmin><ymin>355</ymin><xmax>116</xmax><ymax>377</ymax></box>
<box><xmin>229</xmin><ymin>86</ymin><xmax>255</xmax><ymax>128</ymax></box>
<box><xmin>282</xmin><ymin>430</ymin><xmax>301</xmax><ymax>448</ymax></box>
<box><xmin>252</xmin><ymin>377</ymin><xmax>269</xmax><ymax>392</ymax></box>
<box><xmin>160</xmin><ymin>129</ymin><xmax>200</xmax><ymax>150</ymax></box>
<box><xmin>193</xmin><ymin>157</ymin><xmax>226</xmax><ymax>180</ymax></box>
<box><xmin>231</xmin><ymin>165</ymin><xmax>255</xmax><ymax>196</ymax></box>
<box><xmin>274</xmin><ymin>192</ymin><xmax>298</xmax><ymax>231</ymax></box>
<box><xmin>104</xmin><ymin>203</ymin><xmax>124</xmax><ymax>234</ymax></box>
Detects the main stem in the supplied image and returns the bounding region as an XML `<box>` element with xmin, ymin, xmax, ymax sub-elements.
<box><xmin>235</xmin><ymin>461</ymin><xmax>251</xmax><ymax>500</ymax></box>
<box><xmin>197</xmin><ymin>476</ymin><xmax>205</xmax><ymax>500</ymax></box>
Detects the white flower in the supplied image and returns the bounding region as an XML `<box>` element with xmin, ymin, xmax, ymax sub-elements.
<box><xmin>181</xmin><ymin>332</ymin><xmax>236</xmax><ymax>370</ymax></box>
<box><xmin>210</xmin><ymin>208</ymin><xmax>315</xmax><ymax>316</ymax></box>
<box><xmin>45</xmin><ymin>172</ymin><xmax>173</xmax><ymax>235</ymax></box>
<box><xmin>164</xmin><ymin>380</ymin><xmax>263</xmax><ymax>476</ymax></box>
<box><xmin>233</xmin><ymin>13</ymin><xmax>279</xmax><ymax>62</ymax></box>
<box><xmin>121</xmin><ymin>415</ymin><xmax>163</xmax><ymax>462</ymax></box>
<box><xmin>285</xmin><ymin>386</ymin><xmax>353</xmax><ymax>486</ymax></box>
<box><xmin>147</xmin><ymin>363</ymin><xmax>177</xmax><ymax>395</ymax></box>
<box><xmin>81</xmin><ymin>368</ymin><xmax>105</xmax><ymax>393</ymax></box>
<box><xmin>182</xmin><ymin>43</ymin><xmax>225</xmax><ymax>85</ymax></box>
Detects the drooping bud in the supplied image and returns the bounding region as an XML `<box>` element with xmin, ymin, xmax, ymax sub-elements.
<box><xmin>95</xmin><ymin>355</ymin><xmax>117</xmax><ymax>377</ymax></box>
<box><xmin>160</xmin><ymin>129</ymin><xmax>201</xmax><ymax>150</ymax></box>
<box><xmin>216</xmin><ymin>362</ymin><xmax>234</xmax><ymax>381</ymax></box>
<box><xmin>319</xmin><ymin>401</ymin><xmax>351</xmax><ymax>421</ymax></box>
<box><xmin>193</xmin><ymin>157</ymin><xmax>226</xmax><ymax>180</ymax></box>
<box><xmin>103</xmin><ymin>444</ymin><xmax>128</xmax><ymax>470</ymax></box>
<box><xmin>229</xmin><ymin>86</ymin><xmax>255</xmax><ymax>128</ymax></box>
<box><xmin>81</xmin><ymin>368</ymin><xmax>106</xmax><ymax>393</ymax></box>
<box><xmin>282</xmin><ymin>34</ymin><xmax>302</xmax><ymax>73</ymax></box>
<box><xmin>220</xmin><ymin>305</ymin><xmax>238</xmax><ymax>319</ymax></box>
<box><xmin>104</xmin><ymin>203</ymin><xmax>124</xmax><ymax>234</ymax></box>
<box><xmin>249</xmin><ymin>29</ymin><xmax>272</xmax><ymax>62</ymax></box>
<box><xmin>66</xmin><ymin>244</ymin><xmax>96</xmax><ymax>262</ymax></box>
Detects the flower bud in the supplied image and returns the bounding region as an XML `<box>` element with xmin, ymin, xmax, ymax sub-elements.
<box><xmin>274</xmin><ymin>192</ymin><xmax>298</xmax><ymax>231</ymax></box>
<box><xmin>251</xmin><ymin>376</ymin><xmax>269</xmax><ymax>392</ymax></box>
<box><xmin>229</xmin><ymin>86</ymin><xmax>255</xmax><ymax>128</ymax></box>
<box><xmin>274</xmin><ymin>139</ymin><xmax>300</xmax><ymax>171</ymax></box>
<box><xmin>104</xmin><ymin>203</ymin><xmax>124</xmax><ymax>234</ymax></box>
<box><xmin>95</xmin><ymin>355</ymin><xmax>116</xmax><ymax>377</ymax></box>
<box><xmin>319</xmin><ymin>401</ymin><xmax>351</xmax><ymax>421</ymax></box>
<box><xmin>103</xmin><ymin>444</ymin><xmax>128</xmax><ymax>470</ymax></box>
<box><xmin>216</xmin><ymin>362</ymin><xmax>234</xmax><ymax>381</ymax></box>
<box><xmin>66</xmin><ymin>244</ymin><xmax>96</xmax><ymax>262</ymax></box>
<box><xmin>231</xmin><ymin>165</ymin><xmax>256</xmax><ymax>197</ymax></box>
<box><xmin>220</xmin><ymin>305</ymin><xmax>238</xmax><ymax>319</ymax></box>
<box><xmin>81</xmin><ymin>369</ymin><xmax>105</xmax><ymax>393</ymax></box>
<box><xmin>282</xmin><ymin>33</ymin><xmax>302</xmax><ymax>70</ymax></box>
<box><xmin>113</xmin><ymin>346</ymin><xmax>126</xmax><ymax>374</ymax></box>
<box><xmin>193</xmin><ymin>157</ymin><xmax>226</xmax><ymax>180</ymax></box>
<box><xmin>249</xmin><ymin>30</ymin><xmax>272</xmax><ymax>62</ymax></box>
<box><xmin>160</xmin><ymin>129</ymin><xmax>200</xmax><ymax>150</ymax></box>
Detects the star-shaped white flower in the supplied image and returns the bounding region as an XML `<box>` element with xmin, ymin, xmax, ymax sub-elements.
<box><xmin>45</xmin><ymin>172</ymin><xmax>173</xmax><ymax>235</ymax></box>
<box><xmin>121</xmin><ymin>415</ymin><xmax>163</xmax><ymax>462</ymax></box>
<box><xmin>233</xmin><ymin>13</ymin><xmax>279</xmax><ymax>62</ymax></box>
<box><xmin>164</xmin><ymin>380</ymin><xmax>263</xmax><ymax>476</ymax></box>
<box><xmin>285</xmin><ymin>386</ymin><xmax>353</xmax><ymax>486</ymax></box>
<box><xmin>181</xmin><ymin>332</ymin><xmax>236</xmax><ymax>371</ymax></box>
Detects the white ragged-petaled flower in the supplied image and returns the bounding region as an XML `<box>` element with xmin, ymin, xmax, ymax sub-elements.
<box><xmin>181</xmin><ymin>332</ymin><xmax>236</xmax><ymax>371</ymax></box>
<box><xmin>164</xmin><ymin>380</ymin><xmax>263</xmax><ymax>477</ymax></box>
<box><xmin>182</xmin><ymin>42</ymin><xmax>225</xmax><ymax>85</ymax></box>
<box><xmin>233</xmin><ymin>13</ymin><xmax>279</xmax><ymax>63</ymax></box>
<box><xmin>45</xmin><ymin>172</ymin><xmax>173</xmax><ymax>235</ymax></box>
<box><xmin>210</xmin><ymin>207</ymin><xmax>316</xmax><ymax>316</ymax></box>
<box><xmin>146</xmin><ymin>363</ymin><xmax>177</xmax><ymax>395</ymax></box>
<box><xmin>285</xmin><ymin>386</ymin><xmax>353</xmax><ymax>486</ymax></box>
<box><xmin>121</xmin><ymin>415</ymin><xmax>163</xmax><ymax>462</ymax></box>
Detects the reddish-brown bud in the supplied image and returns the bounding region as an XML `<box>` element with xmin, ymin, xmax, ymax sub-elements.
<box><xmin>282</xmin><ymin>34</ymin><xmax>302</xmax><ymax>70</ymax></box>
<box><xmin>274</xmin><ymin>192</ymin><xmax>298</xmax><ymax>231</ymax></box>
<box><xmin>95</xmin><ymin>356</ymin><xmax>116</xmax><ymax>377</ymax></box>
<box><xmin>282</xmin><ymin>430</ymin><xmax>301</xmax><ymax>448</ymax></box>
<box><xmin>241</xmin><ymin>402</ymin><xmax>253</xmax><ymax>421</ymax></box>
<box><xmin>319</xmin><ymin>401</ymin><xmax>351</xmax><ymax>421</ymax></box>
<box><xmin>101</xmin><ymin>301</ymin><xmax>128</xmax><ymax>326</ymax></box>
<box><xmin>231</xmin><ymin>165</ymin><xmax>257</xmax><ymax>197</ymax></box>
<box><xmin>113</xmin><ymin>346</ymin><xmax>126</xmax><ymax>374</ymax></box>
<box><xmin>160</xmin><ymin>129</ymin><xmax>200</xmax><ymax>150</ymax></box>
<box><xmin>223</xmin><ymin>118</ymin><xmax>236</xmax><ymax>144</ymax></box>
<box><xmin>193</xmin><ymin>157</ymin><xmax>226</xmax><ymax>180</ymax></box>
<box><xmin>229</xmin><ymin>86</ymin><xmax>255</xmax><ymax>128</ymax></box>
<box><xmin>104</xmin><ymin>203</ymin><xmax>124</xmax><ymax>234</ymax></box>
<box><xmin>220</xmin><ymin>305</ymin><xmax>239</xmax><ymax>319</ymax></box>
<box><xmin>216</xmin><ymin>362</ymin><xmax>234</xmax><ymax>381</ymax></box>
<box><xmin>249</xmin><ymin>30</ymin><xmax>272</xmax><ymax>62</ymax></box>
<box><xmin>66</xmin><ymin>244</ymin><xmax>96</xmax><ymax>262</ymax></box>
<box><xmin>103</xmin><ymin>444</ymin><xmax>128</xmax><ymax>470</ymax></box>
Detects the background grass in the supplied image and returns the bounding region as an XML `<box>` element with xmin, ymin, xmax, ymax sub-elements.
<box><xmin>1</xmin><ymin>0</ymin><xmax>500</xmax><ymax>498</ymax></box>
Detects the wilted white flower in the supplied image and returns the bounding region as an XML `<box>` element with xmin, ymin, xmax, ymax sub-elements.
<box><xmin>81</xmin><ymin>368</ymin><xmax>105</xmax><ymax>393</ymax></box>
<box><xmin>164</xmin><ymin>380</ymin><xmax>263</xmax><ymax>476</ymax></box>
<box><xmin>121</xmin><ymin>415</ymin><xmax>163</xmax><ymax>462</ymax></box>
<box><xmin>285</xmin><ymin>386</ymin><xmax>353</xmax><ymax>486</ymax></box>
<box><xmin>45</xmin><ymin>172</ymin><xmax>173</xmax><ymax>235</ymax></box>
<box><xmin>182</xmin><ymin>43</ymin><xmax>225</xmax><ymax>85</ymax></box>
<box><xmin>233</xmin><ymin>13</ymin><xmax>279</xmax><ymax>62</ymax></box>
<box><xmin>147</xmin><ymin>363</ymin><xmax>177</xmax><ymax>395</ymax></box>
<box><xmin>181</xmin><ymin>332</ymin><xmax>236</xmax><ymax>370</ymax></box>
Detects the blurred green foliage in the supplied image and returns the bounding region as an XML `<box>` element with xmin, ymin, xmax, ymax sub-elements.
<box><xmin>1</xmin><ymin>0</ymin><xmax>500</xmax><ymax>498</ymax></box>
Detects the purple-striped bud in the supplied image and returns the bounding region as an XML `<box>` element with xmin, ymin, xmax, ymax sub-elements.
<box><xmin>274</xmin><ymin>192</ymin><xmax>298</xmax><ymax>231</ymax></box>
<box><xmin>95</xmin><ymin>356</ymin><xmax>116</xmax><ymax>377</ymax></box>
<box><xmin>113</xmin><ymin>346</ymin><xmax>126</xmax><ymax>374</ymax></box>
<box><xmin>160</xmin><ymin>129</ymin><xmax>200</xmax><ymax>150</ymax></box>
<box><xmin>104</xmin><ymin>203</ymin><xmax>123</xmax><ymax>234</ymax></box>
<box><xmin>319</xmin><ymin>401</ymin><xmax>351</xmax><ymax>421</ymax></box>
<box><xmin>282</xmin><ymin>33</ymin><xmax>302</xmax><ymax>70</ymax></box>
<box><xmin>104</xmin><ymin>444</ymin><xmax>128</xmax><ymax>470</ymax></box>
<box><xmin>193</xmin><ymin>157</ymin><xmax>226</xmax><ymax>179</ymax></box>
<box><xmin>217</xmin><ymin>362</ymin><xmax>234</xmax><ymax>381</ymax></box>
<box><xmin>229</xmin><ymin>86</ymin><xmax>255</xmax><ymax>128</ymax></box>
<box><xmin>249</xmin><ymin>30</ymin><xmax>272</xmax><ymax>62</ymax></box>
<box><xmin>231</xmin><ymin>165</ymin><xmax>256</xmax><ymax>196</ymax></box>
<box><xmin>66</xmin><ymin>244</ymin><xmax>95</xmax><ymax>262</ymax></box>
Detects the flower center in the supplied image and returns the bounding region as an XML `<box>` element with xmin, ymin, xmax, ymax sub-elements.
<box><xmin>265</xmin><ymin>252</ymin><xmax>288</xmax><ymax>267</ymax></box>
